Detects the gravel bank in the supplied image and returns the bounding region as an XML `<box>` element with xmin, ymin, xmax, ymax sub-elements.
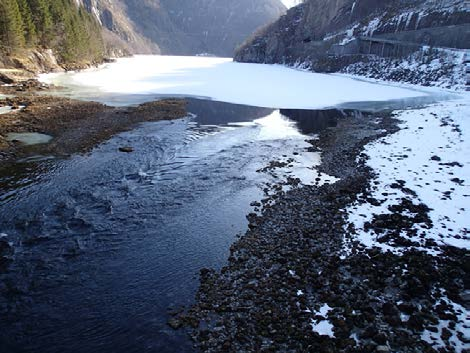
<box><xmin>0</xmin><ymin>80</ymin><xmax>187</xmax><ymax>161</ymax></box>
<box><xmin>175</xmin><ymin>109</ymin><xmax>468</xmax><ymax>352</ymax></box>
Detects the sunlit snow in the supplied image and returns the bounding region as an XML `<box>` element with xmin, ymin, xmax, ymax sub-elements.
<box><xmin>282</xmin><ymin>0</ymin><xmax>302</xmax><ymax>8</ymax></box>
<box><xmin>40</xmin><ymin>55</ymin><xmax>425</xmax><ymax>110</ymax></box>
<box><xmin>346</xmin><ymin>96</ymin><xmax>470</xmax><ymax>253</ymax></box>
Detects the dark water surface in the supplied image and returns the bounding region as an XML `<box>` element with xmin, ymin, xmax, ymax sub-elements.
<box><xmin>0</xmin><ymin>99</ymin><xmax>345</xmax><ymax>353</ymax></box>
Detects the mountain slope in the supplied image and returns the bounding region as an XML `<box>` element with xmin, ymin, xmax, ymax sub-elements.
<box><xmin>1</xmin><ymin>0</ymin><xmax>286</xmax><ymax>74</ymax></box>
<box><xmin>235</xmin><ymin>0</ymin><xmax>470</xmax><ymax>68</ymax></box>
<box><xmin>85</xmin><ymin>0</ymin><xmax>287</xmax><ymax>57</ymax></box>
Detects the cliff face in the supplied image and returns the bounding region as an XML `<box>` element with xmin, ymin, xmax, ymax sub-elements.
<box><xmin>234</xmin><ymin>0</ymin><xmax>470</xmax><ymax>65</ymax></box>
<box><xmin>84</xmin><ymin>0</ymin><xmax>287</xmax><ymax>57</ymax></box>
<box><xmin>81</xmin><ymin>0</ymin><xmax>161</xmax><ymax>55</ymax></box>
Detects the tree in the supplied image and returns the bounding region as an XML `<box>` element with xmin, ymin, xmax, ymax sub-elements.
<box><xmin>28</xmin><ymin>0</ymin><xmax>53</xmax><ymax>44</ymax></box>
<box><xmin>0</xmin><ymin>0</ymin><xmax>105</xmax><ymax>63</ymax></box>
<box><xmin>16</xmin><ymin>0</ymin><xmax>37</xmax><ymax>45</ymax></box>
<box><xmin>0</xmin><ymin>0</ymin><xmax>26</xmax><ymax>51</ymax></box>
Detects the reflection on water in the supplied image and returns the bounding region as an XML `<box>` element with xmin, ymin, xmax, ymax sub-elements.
<box><xmin>0</xmin><ymin>157</ymin><xmax>58</xmax><ymax>203</ymax></box>
<box><xmin>281</xmin><ymin>108</ymin><xmax>340</xmax><ymax>135</ymax></box>
<box><xmin>187</xmin><ymin>99</ymin><xmax>273</xmax><ymax>125</ymax></box>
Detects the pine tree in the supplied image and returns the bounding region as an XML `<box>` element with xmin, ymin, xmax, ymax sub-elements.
<box><xmin>0</xmin><ymin>0</ymin><xmax>26</xmax><ymax>51</ymax></box>
<box><xmin>1</xmin><ymin>0</ymin><xmax>104</xmax><ymax>63</ymax></box>
<box><xmin>16</xmin><ymin>0</ymin><xmax>37</xmax><ymax>45</ymax></box>
<box><xmin>29</xmin><ymin>0</ymin><xmax>53</xmax><ymax>44</ymax></box>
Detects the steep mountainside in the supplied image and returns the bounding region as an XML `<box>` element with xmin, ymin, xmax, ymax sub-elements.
<box><xmin>80</xmin><ymin>0</ymin><xmax>160</xmax><ymax>55</ymax></box>
<box><xmin>84</xmin><ymin>0</ymin><xmax>287</xmax><ymax>57</ymax></box>
<box><xmin>235</xmin><ymin>0</ymin><xmax>470</xmax><ymax>81</ymax></box>
<box><xmin>0</xmin><ymin>0</ymin><xmax>105</xmax><ymax>68</ymax></box>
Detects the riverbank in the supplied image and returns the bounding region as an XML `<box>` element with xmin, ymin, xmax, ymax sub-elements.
<box><xmin>0</xmin><ymin>80</ymin><xmax>187</xmax><ymax>162</ymax></box>
<box><xmin>179</xmin><ymin>97</ymin><xmax>469</xmax><ymax>352</ymax></box>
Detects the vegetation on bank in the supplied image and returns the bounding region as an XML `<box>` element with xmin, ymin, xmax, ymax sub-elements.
<box><xmin>0</xmin><ymin>0</ymin><xmax>104</xmax><ymax>64</ymax></box>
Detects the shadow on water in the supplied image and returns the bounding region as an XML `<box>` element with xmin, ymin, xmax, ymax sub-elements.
<box><xmin>187</xmin><ymin>99</ymin><xmax>273</xmax><ymax>125</ymax></box>
<box><xmin>280</xmin><ymin>108</ymin><xmax>340</xmax><ymax>135</ymax></box>
<box><xmin>0</xmin><ymin>97</ymin><xmax>424</xmax><ymax>353</ymax></box>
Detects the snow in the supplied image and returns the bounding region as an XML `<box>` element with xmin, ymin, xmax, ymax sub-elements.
<box><xmin>421</xmin><ymin>290</ymin><xmax>470</xmax><ymax>352</ymax></box>
<box><xmin>39</xmin><ymin>55</ymin><xmax>426</xmax><ymax>110</ymax></box>
<box><xmin>0</xmin><ymin>106</ymin><xmax>13</xmax><ymax>115</ymax></box>
<box><xmin>346</xmin><ymin>95</ymin><xmax>470</xmax><ymax>253</ymax></box>
<box><xmin>310</xmin><ymin>304</ymin><xmax>335</xmax><ymax>338</ymax></box>
<box><xmin>343</xmin><ymin>48</ymin><xmax>467</xmax><ymax>91</ymax></box>
<box><xmin>282</xmin><ymin>0</ymin><xmax>302</xmax><ymax>9</ymax></box>
<box><xmin>0</xmin><ymin>105</ymin><xmax>25</xmax><ymax>115</ymax></box>
<box><xmin>363</xmin><ymin>17</ymin><xmax>382</xmax><ymax>36</ymax></box>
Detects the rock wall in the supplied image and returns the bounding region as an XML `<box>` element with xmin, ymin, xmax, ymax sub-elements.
<box><xmin>235</xmin><ymin>0</ymin><xmax>470</xmax><ymax>72</ymax></box>
<box><xmin>0</xmin><ymin>49</ymin><xmax>65</xmax><ymax>75</ymax></box>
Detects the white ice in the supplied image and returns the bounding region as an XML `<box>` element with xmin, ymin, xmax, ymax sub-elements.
<box><xmin>40</xmin><ymin>55</ymin><xmax>425</xmax><ymax>109</ymax></box>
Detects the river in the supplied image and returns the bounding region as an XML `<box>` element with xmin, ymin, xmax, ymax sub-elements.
<box><xmin>0</xmin><ymin>56</ymin><xmax>455</xmax><ymax>353</ymax></box>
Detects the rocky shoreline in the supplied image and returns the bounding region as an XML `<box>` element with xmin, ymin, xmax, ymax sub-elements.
<box><xmin>175</xmin><ymin>109</ymin><xmax>468</xmax><ymax>352</ymax></box>
<box><xmin>0</xmin><ymin>80</ymin><xmax>187</xmax><ymax>162</ymax></box>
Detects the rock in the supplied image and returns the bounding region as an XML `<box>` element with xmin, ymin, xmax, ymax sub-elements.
<box><xmin>168</xmin><ymin>317</ymin><xmax>183</xmax><ymax>330</ymax></box>
<box><xmin>179</xmin><ymin>111</ymin><xmax>468</xmax><ymax>352</ymax></box>
<box><xmin>0</xmin><ymin>73</ymin><xmax>15</xmax><ymax>84</ymax></box>
<box><xmin>119</xmin><ymin>146</ymin><xmax>134</xmax><ymax>153</ymax></box>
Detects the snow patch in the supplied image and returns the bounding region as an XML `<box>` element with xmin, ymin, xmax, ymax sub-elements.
<box><xmin>310</xmin><ymin>304</ymin><xmax>335</xmax><ymax>338</ymax></box>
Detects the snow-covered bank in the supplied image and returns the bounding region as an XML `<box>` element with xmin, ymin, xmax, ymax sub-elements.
<box><xmin>342</xmin><ymin>48</ymin><xmax>468</xmax><ymax>91</ymax></box>
<box><xmin>39</xmin><ymin>55</ymin><xmax>426</xmax><ymax>109</ymax></box>
<box><xmin>346</xmin><ymin>95</ymin><xmax>470</xmax><ymax>253</ymax></box>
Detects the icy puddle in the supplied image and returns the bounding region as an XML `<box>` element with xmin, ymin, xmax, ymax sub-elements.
<box><xmin>6</xmin><ymin>132</ymin><xmax>53</xmax><ymax>145</ymax></box>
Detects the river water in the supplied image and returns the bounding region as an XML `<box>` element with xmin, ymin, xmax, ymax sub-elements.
<box><xmin>0</xmin><ymin>97</ymin><xmax>353</xmax><ymax>352</ymax></box>
<box><xmin>0</xmin><ymin>57</ymin><xmax>456</xmax><ymax>352</ymax></box>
